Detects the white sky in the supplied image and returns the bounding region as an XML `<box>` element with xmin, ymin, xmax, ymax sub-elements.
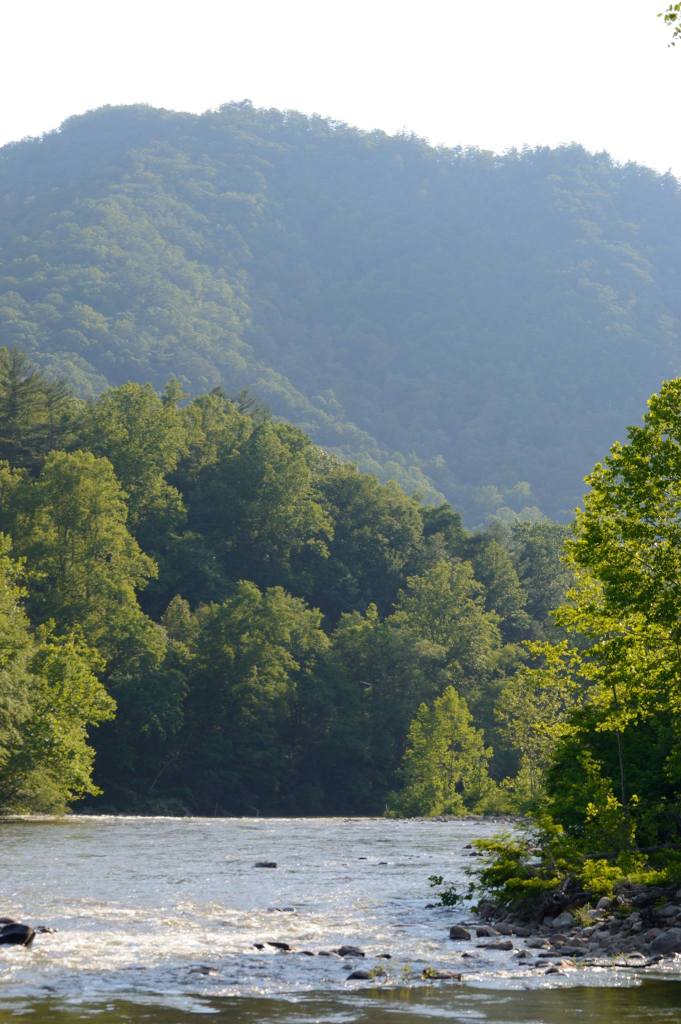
<box><xmin>2</xmin><ymin>0</ymin><xmax>680</xmax><ymax>176</ymax></box>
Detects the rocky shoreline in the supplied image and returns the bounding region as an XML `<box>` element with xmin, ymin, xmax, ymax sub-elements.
<box><xmin>249</xmin><ymin>877</ymin><xmax>681</xmax><ymax>982</ymax></box>
<box><xmin>451</xmin><ymin>880</ymin><xmax>681</xmax><ymax>972</ymax></box>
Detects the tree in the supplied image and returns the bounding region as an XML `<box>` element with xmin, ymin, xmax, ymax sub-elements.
<box><xmin>14</xmin><ymin>450</ymin><xmax>160</xmax><ymax>664</ymax></box>
<box><xmin>309</xmin><ymin>465</ymin><xmax>424</xmax><ymax>619</ymax></box>
<box><xmin>660</xmin><ymin>3</ymin><xmax>681</xmax><ymax>45</ymax></box>
<box><xmin>495</xmin><ymin>644</ymin><xmax>579</xmax><ymax>800</ymax></box>
<box><xmin>391</xmin><ymin>560</ymin><xmax>503</xmax><ymax>719</ymax></box>
<box><xmin>465</xmin><ymin>535</ymin><xmax>530</xmax><ymax>641</ymax></box>
<box><xmin>178</xmin><ymin>390</ymin><xmax>252</xmax><ymax>480</ymax></box>
<box><xmin>1</xmin><ymin>629</ymin><xmax>115</xmax><ymax>812</ymax></box>
<box><xmin>0</xmin><ymin>534</ymin><xmax>34</xmax><ymax>783</ymax></box>
<box><xmin>536</xmin><ymin>379</ymin><xmax>681</xmax><ymax>853</ymax></box>
<box><xmin>569</xmin><ymin>379</ymin><xmax>681</xmax><ymax>631</ymax></box>
<box><xmin>181</xmin><ymin>581</ymin><xmax>328</xmax><ymax>814</ymax></box>
<box><xmin>387</xmin><ymin>687</ymin><xmax>492</xmax><ymax>817</ymax></box>
<box><xmin>0</xmin><ymin>533</ymin><xmax>114</xmax><ymax>813</ymax></box>
<box><xmin>321</xmin><ymin>602</ymin><xmax>454</xmax><ymax>812</ymax></box>
<box><xmin>510</xmin><ymin>521</ymin><xmax>571</xmax><ymax>636</ymax></box>
<box><xmin>84</xmin><ymin>383</ymin><xmax>188</xmax><ymax>542</ymax></box>
<box><xmin>189</xmin><ymin>421</ymin><xmax>332</xmax><ymax>588</ymax></box>
<box><xmin>0</xmin><ymin>348</ymin><xmax>78</xmax><ymax>470</ymax></box>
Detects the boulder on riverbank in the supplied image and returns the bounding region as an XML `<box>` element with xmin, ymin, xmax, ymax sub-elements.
<box><xmin>650</xmin><ymin>929</ymin><xmax>681</xmax><ymax>956</ymax></box>
<box><xmin>470</xmin><ymin>878</ymin><xmax>681</xmax><ymax>966</ymax></box>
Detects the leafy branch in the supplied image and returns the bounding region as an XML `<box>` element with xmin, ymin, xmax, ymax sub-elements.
<box><xmin>659</xmin><ymin>3</ymin><xmax>681</xmax><ymax>45</ymax></box>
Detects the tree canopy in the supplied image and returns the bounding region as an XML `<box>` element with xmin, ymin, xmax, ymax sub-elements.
<box><xmin>0</xmin><ymin>350</ymin><xmax>573</xmax><ymax>815</ymax></box>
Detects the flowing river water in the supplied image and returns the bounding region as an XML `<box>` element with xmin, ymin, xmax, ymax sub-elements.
<box><xmin>1</xmin><ymin>816</ymin><xmax>680</xmax><ymax>1023</ymax></box>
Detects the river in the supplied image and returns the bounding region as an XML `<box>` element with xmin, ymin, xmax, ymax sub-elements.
<box><xmin>1</xmin><ymin>816</ymin><xmax>680</xmax><ymax>1022</ymax></box>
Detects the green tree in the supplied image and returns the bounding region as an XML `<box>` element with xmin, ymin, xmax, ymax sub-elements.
<box><xmin>181</xmin><ymin>581</ymin><xmax>328</xmax><ymax>814</ymax></box>
<box><xmin>190</xmin><ymin>421</ymin><xmax>331</xmax><ymax>588</ymax></box>
<box><xmin>84</xmin><ymin>382</ymin><xmax>188</xmax><ymax>540</ymax></box>
<box><xmin>310</xmin><ymin>465</ymin><xmax>424</xmax><ymax>619</ymax></box>
<box><xmin>495</xmin><ymin>643</ymin><xmax>579</xmax><ymax>800</ymax></box>
<box><xmin>391</xmin><ymin>560</ymin><xmax>503</xmax><ymax>718</ymax></box>
<box><xmin>465</xmin><ymin>535</ymin><xmax>530</xmax><ymax>641</ymax></box>
<box><xmin>387</xmin><ymin>687</ymin><xmax>492</xmax><ymax>816</ymax></box>
<box><xmin>0</xmin><ymin>534</ymin><xmax>34</xmax><ymax>782</ymax></box>
<box><xmin>535</xmin><ymin>380</ymin><xmax>681</xmax><ymax>854</ymax></box>
<box><xmin>0</xmin><ymin>348</ymin><xmax>78</xmax><ymax>469</ymax></box>
<box><xmin>321</xmin><ymin>602</ymin><xmax>454</xmax><ymax>812</ymax></box>
<box><xmin>0</xmin><ymin>533</ymin><xmax>114</xmax><ymax>813</ymax></box>
<box><xmin>1</xmin><ymin>630</ymin><xmax>115</xmax><ymax>812</ymax></box>
<box><xmin>569</xmin><ymin>379</ymin><xmax>681</xmax><ymax>631</ymax></box>
<box><xmin>16</xmin><ymin>450</ymin><xmax>157</xmax><ymax>644</ymax></box>
<box><xmin>510</xmin><ymin>521</ymin><xmax>571</xmax><ymax>636</ymax></box>
<box><xmin>179</xmin><ymin>390</ymin><xmax>251</xmax><ymax>480</ymax></box>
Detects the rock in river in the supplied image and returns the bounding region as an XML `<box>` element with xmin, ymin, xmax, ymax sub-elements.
<box><xmin>422</xmin><ymin>968</ymin><xmax>462</xmax><ymax>980</ymax></box>
<box><xmin>0</xmin><ymin>923</ymin><xmax>35</xmax><ymax>947</ymax></box>
<box><xmin>449</xmin><ymin>925</ymin><xmax>471</xmax><ymax>941</ymax></box>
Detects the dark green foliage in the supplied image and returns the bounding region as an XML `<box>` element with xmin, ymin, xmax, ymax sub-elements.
<box><xmin>0</xmin><ymin>348</ymin><xmax>79</xmax><ymax>470</ymax></box>
<box><xmin>509</xmin><ymin>522</ymin><xmax>572</xmax><ymax>637</ymax></box>
<box><xmin>0</xmin><ymin>352</ymin><xmax>574</xmax><ymax>814</ymax></box>
<box><xmin>187</xmin><ymin>420</ymin><xmax>331</xmax><ymax>590</ymax></box>
<box><xmin>464</xmin><ymin>536</ymin><xmax>530</xmax><ymax>642</ymax></box>
<box><xmin>2</xmin><ymin>105</ymin><xmax>681</xmax><ymax>520</ymax></box>
<box><xmin>177</xmin><ymin>582</ymin><xmax>329</xmax><ymax>815</ymax></box>
<box><xmin>308</xmin><ymin>465</ymin><xmax>424</xmax><ymax>620</ymax></box>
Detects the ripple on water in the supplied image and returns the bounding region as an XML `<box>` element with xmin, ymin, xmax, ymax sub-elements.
<box><xmin>0</xmin><ymin>816</ymin><xmax>678</xmax><ymax>1017</ymax></box>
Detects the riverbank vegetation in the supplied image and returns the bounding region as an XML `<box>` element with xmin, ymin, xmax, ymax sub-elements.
<box><xmin>0</xmin><ymin>348</ymin><xmax>573</xmax><ymax>815</ymax></box>
<box><xmin>468</xmin><ymin>378</ymin><xmax>681</xmax><ymax>912</ymax></box>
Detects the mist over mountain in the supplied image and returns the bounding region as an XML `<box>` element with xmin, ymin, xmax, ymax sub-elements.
<box><xmin>1</xmin><ymin>101</ymin><xmax>680</xmax><ymax>520</ymax></box>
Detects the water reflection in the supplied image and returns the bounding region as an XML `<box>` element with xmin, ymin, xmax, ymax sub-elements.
<box><xmin>7</xmin><ymin>982</ymin><xmax>681</xmax><ymax>1023</ymax></box>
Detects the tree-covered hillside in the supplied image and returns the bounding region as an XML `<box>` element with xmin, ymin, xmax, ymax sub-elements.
<box><xmin>1</xmin><ymin>102</ymin><xmax>680</xmax><ymax>519</ymax></box>
<box><xmin>0</xmin><ymin>350</ymin><xmax>569</xmax><ymax>815</ymax></box>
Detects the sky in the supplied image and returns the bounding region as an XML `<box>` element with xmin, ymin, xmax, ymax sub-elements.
<box><xmin>2</xmin><ymin>0</ymin><xmax>680</xmax><ymax>176</ymax></box>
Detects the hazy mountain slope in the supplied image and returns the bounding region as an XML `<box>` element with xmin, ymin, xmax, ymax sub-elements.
<box><xmin>1</xmin><ymin>102</ymin><xmax>680</xmax><ymax>519</ymax></box>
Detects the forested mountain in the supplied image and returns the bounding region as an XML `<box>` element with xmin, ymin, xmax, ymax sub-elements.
<box><xmin>0</xmin><ymin>351</ymin><xmax>569</xmax><ymax>815</ymax></box>
<box><xmin>1</xmin><ymin>103</ymin><xmax>680</xmax><ymax>520</ymax></box>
